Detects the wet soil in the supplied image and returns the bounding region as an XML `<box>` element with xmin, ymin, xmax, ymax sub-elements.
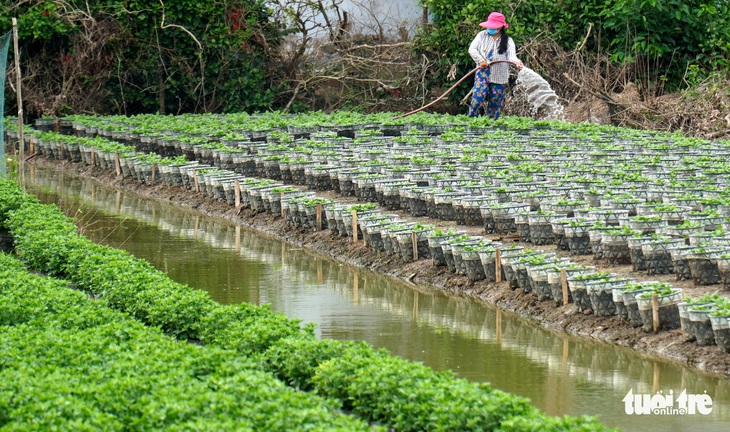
<box><xmin>26</xmin><ymin>157</ymin><xmax>730</xmax><ymax>379</ymax></box>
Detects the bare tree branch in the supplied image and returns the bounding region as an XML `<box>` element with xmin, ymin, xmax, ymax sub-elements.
<box><xmin>158</xmin><ymin>0</ymin><xmax>202</xmax><ymax>51</ymax></box>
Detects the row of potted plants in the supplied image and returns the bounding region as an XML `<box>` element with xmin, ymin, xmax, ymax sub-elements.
<box><xmin>12</xmin><ymin>114</ymin><xmax>730</xmax><ymax>239</ymax></box>
<box><xmin>9</xmin><ymin>114</ymin><xmax>730</xmax><ymax>358</ymax></box>
<box><xmin>22</xmin><ymin>124</ymin><xmax>730</xmax><ymax>357</ymax></box>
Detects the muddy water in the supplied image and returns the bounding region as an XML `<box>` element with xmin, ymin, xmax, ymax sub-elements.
<box><xmin>21</xmin><ymin>166</ymin><xmax>730</xmax><ymax>431</ymax></box>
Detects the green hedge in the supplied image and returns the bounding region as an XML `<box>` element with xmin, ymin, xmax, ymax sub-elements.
<box><xmin>0</xmin><ymin>179</ymin><xmax>37</xmax><ymax>229</ymax></box>
<box><xmin>0</xmin><ymin>253</ymin><xmax>371</xmax><ymax>431</ymax></box>
<box><xmin>1</xmin><ymin>180</ymin><xmax>610</xmax><ymax>431</ymax></box>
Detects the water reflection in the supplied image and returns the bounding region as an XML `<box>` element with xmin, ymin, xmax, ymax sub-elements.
<box><xmin>22</xmin><ymin>166</ymin><xmax>730</xmax><ymax>431</ymax></box>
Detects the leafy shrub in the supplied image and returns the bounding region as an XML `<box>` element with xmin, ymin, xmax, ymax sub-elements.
<box><xmin>260</xmin><ymin>337</ymin><xmax>356</xmax><ymax>391</ymax></box>
<box><xmin>313</xmin><ymin>344</ymin><xmax>541</xmax><ymax>431</ymax></box>
<box><xmin>198</xmin><ymin>304</ymin><xmax>308</xmax><ymax>356</ymax></box>
<box><xmin>0</xmin><ymin>180</ymin><xmax>38</xmax><ymax>228</ymax></box>
<box><xmin>0</xmin><ymin>253</ymin><xmax>371</xmax><ymax>431</ymax></box>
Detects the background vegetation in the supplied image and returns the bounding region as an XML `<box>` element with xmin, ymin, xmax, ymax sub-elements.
<box><xmin>1</xmin><ymin>0</ymin><xmax>281</xmax><ymax>115</ymax></box>
<box><xmin>416</xmin><ymin>0</ymin><xmax>730</xmax><ymax>93</ymax></box>
<box><xmin>3</xmin><ymin>0</ymin><xmax>730</xmax><ymax>136</ymax></box>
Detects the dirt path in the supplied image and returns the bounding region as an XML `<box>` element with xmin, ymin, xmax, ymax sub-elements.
<box><xmin>29</xmin><ymin>158</ymin><xmax>730</xmax><ymax>379</ymax></box>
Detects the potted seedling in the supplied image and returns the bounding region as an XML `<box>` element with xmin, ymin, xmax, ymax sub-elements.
<box><xmin>568</xmin><ymin>272</ymin><xmax>613</xmax><ymax>313</ymax></box>
<box><xmin>635</xmin><ymin>282</ymin><xmax>683</xmax><ymax>332</ymax></box>
<box><xmin>709</xmin><ymin>298</ymin><xmax>730</xmax><ymax>353</ymax></box>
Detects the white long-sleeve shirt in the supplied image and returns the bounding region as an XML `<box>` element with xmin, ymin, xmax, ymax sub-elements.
<box><xmin>468</xmin><ymin>31</ymin><xmax>519</xmax><ymax>85</ymax></box>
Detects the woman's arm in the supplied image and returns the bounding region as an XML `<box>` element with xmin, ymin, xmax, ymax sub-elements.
<box><xmin>507</xmin><ymin>38</ymin><xmax>524</xmax><ymax>69</ymax></box>
<box><xmin>468</xmin><ymin>31</ymin><xmax>487</xmax><ymax>64</ymax></box>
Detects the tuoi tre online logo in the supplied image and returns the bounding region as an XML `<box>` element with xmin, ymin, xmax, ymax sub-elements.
<box><xmin>623</xmin><ymin>389</ymin><xmax>713</xmax><ymax>415</ymax></box>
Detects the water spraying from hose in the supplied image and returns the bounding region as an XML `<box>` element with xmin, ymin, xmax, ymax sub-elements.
<box><xmin>514</xmin><ymin>67</ymin><xmax>564</xmax><ymax>120</ymax></box>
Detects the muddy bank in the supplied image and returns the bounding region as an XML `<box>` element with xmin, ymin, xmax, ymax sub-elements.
<box><xmin>26</xmin><ymin>157</ymin><xmax>730</xmax><ymax>379</ymax></box>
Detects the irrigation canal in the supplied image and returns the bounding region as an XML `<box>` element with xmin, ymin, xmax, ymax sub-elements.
<box><xmin>21</xmin><ymin>165</ymin><xmax>730</xmax><ymax>431</ymax></box>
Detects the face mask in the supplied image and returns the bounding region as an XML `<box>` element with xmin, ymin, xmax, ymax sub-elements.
<box><xmin>487</xmin><ymin>28</ymin><xmax>499</xmax><ymax>35</ymax></box>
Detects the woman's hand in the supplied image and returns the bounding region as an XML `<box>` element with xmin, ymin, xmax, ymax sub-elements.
<box><xmin>515</xmin><ymin>60</ymin><xmax>524</xmax><ymax>70</ymax></box>
<box><xmin>479</xmin><ymin>60</ymin><xmax>490</xmax><ymax>69</ymax></box>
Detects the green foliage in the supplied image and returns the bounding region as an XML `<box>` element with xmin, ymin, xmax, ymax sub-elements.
<box><xmin>7</xmin><ymin>203</ymin><xmax>216</xmax><ymax>339</ymax></box>
<box><xmin>600</xmin><ymin>0</ymin><xmax>730</xmax><ymax>72</ymax></box>
<box><xmin>0</xmin><ymin>179</ymin><xmax>38</xmax><ymax>228</ymax></box>
<box><xmin>686</xmin><ymin>291</ymin><xmax>723</xmax><ymax>305</ymax></box>
<box><xmin>638</xmin><ymin>282</ymin><xmax>676</xmax><ymax>298</ymax></box>
<box><xmin>710</xmin><ymin>297</ymin><xmax>730</xmax><ymax>316</ymax></box>
<box><xmin>0</xmin><ymin>1</ymin><xmax>72</xmax><ymax>41</ymax></box>
<box><xmin>0</xmin><ymin>254</ymin><xmax>372</xmax><ymax>431</ymax></box>
<box><xmin>347</xmin><ymin>202</ymin><xmax>378</xmax><ymax>213</ymax></box>
<box><xmin>260</xmin><ymin>337</ymin><xmax>356</xmax><ymax>391</ymax></box>
<box><xmin>311</xmin><ymin>343</ymin><xmax>588</xmax><ymax>431</ymax></box>
<box><xmin>7</xmin><ymin>203</ymin><xmax>82</xmax><ymax>276</ymax></box>
<box><xmin>197</xmin><ymin>303</ymin><xmax>307</xmax><ymax>356</ymax></box>
<box><xmin>1</xmin><ymin>0</ymin><xmax>282</xmax><ymax>114</ymax></box>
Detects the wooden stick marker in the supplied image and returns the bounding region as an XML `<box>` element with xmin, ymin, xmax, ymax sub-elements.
<box><xmin>352</xmin><ymin>211</ymin><xmax>358</xmax><ymax>243</ymax></box>
<box><xmin>316</xmin><ymin>203</ymin><xmax>322</xmax><ymax>230</ymax></box>
<box><xmin>114</xmin><ymin>153</ymin><xmax>121</xmax><ymax>176</ymax></box>
<box><xmin>495</xmin><ymin>249</ymin><xmax>502</xmax><ymax>283</ymax></box>
<box><xmin>411</xmin><ymin>232</ymin><xmax>418</xmax><ymax>261</ymax></box>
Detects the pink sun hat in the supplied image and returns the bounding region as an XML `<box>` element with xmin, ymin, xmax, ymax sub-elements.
<box><xmin>479</xmin><ymin>12</ymin><xmax>509</xmax><ymax>29</ymax></box>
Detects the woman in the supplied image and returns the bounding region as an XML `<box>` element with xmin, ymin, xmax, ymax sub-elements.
<box><xmin>467</xmin><ymin>12</ymin><xmax>523</xmax><ymax>119</ymax></box>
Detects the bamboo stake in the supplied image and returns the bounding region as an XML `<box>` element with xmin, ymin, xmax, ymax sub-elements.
<box><xmin>114</xmin><ymin>153</ymin><xmax>121</xmax><ymax>176</ymax></box>
<box><xmin>352</xmin><ymin>211</ymin><xmax>358</xmax><ymax>243</ymax></box>
<box><xmin>12</xmin><ymin>18</ymin><xmax>24</xmax><ymax>168</ymax></box>
<box><xmin>29</xmin><ymin>135</ymin><xmax>34</xmax><ymax>155</ymax></box>
<box><xmin>281</xmin><ymin>192</ymin><xmax>285</xmax><ymax>218</ymax></box>
<box><xmin>234</xmin><ymin>179</ymin><xmax>241</xmax><ymax>208</ymax></box>
<box><xmin>411</xmin><ymin>232</ymin><xmax>418</xmax><ymax>261</ymax></box>
<box><xmin>193</xmin><ymin>169</ymin><xmax>199</xmax><ymax>193</ymax></box>
<box><xmin>561</xmin><ymin>268</ymin><xmax>569</xmax><ymax>306</ymax></box>
<box><xmin>151</xmin><ymin>163</ymin><xmax>157</xmax><ymax>183</ymax></box>
<box><xmin>316</xmin><ymin>203</ymin><xmax>322</xmax><ymax>230</ymax></box>
<box><xmin>495</xmin><ymin>249</ymin><xmax>502</xmax><ymax>283</ymax></box>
